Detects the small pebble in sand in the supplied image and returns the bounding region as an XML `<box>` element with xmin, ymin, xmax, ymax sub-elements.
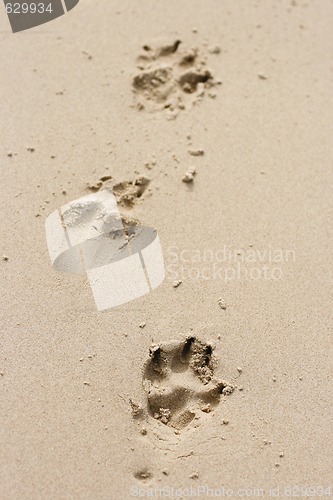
<box><xmin>222</xmin><ymin>385</ymin><xmax>235</xmax><ymax>395</ymax></box>
<box><xmin>162</xmin><ymin>469</ymin><xmax>169</xmax><ymax>476</ymax></box>
<box><xmin>83</xmin><ymin>381</ymin><xmax>90</xmax><ymax>386</ymax></box>
<box><xmin>190</xmin><ymin>472</ymin><xmax>199</xmax><ymax>479</ymax></box>
<box><xmin>201</xmin><ymin>403</ymin><xmax>212</xmax><ymax>413</ymax></box>
<box><xmin>272</xmin><ymin>375</ymin><xmax>277</xmax><ymax>382</ymax></box>
<box><xmin>155</xmin><ymin>408</ymin><xmax>171</xmax><ymax>424</ymax></box>
<box><xmin>2</xmin><ymin>256</ymin><xmax>9</xmax><ymax>261</ymax></box>
<box><xmin>237</xmin><ymin>367</ymin><xmax>242</xmax><ymax>373</ymax></box>
<box><xmin>182</xmin><ymin>167</ymin><xmax>196</xmax><ymax>183</ymax></box>
<box><xmin>27</xmin><ymin>147</ymin><xmax>35</xmax><ymax>152</ymax></box>
<box><xmin>238</xmin><ymin>385</ymin><xmax>244</xmax><ymax>391</ymax></box>
<box><xmin>173</xmin><ymin>280</ymin><xmax>182</xmax><ymax>288</ymax></box>
<box><xmin>218</xmin><ymin>298</ymin><xmax>227</xmax><ymax>309</ymax></box>
<box><xmin>279</xmin><ymin>452</ymin><xmax>284</xmax><ymax>458</ymax></box>
<box><xmin>208</xmin><ymin>45</ymin><xmax>221</xmax><ymax>54</ymax></box>
<box><xmin>144</xmin><ymin>160</ymin><xmax>155</xmax><ymax>170</ymax></box>
<box><xmin>275</xmin><ymin>462</ymin><xmax>280</xmax><ymax>467</ymax></box>
<box><xmin>139</xmin><ymin>322</ymin><xmax>146</xmax><ymax>329</ymax></box>
<box><xmin>258</xmin><ymin>74</ymin><xmax>267</xmax><ymax>80</ymax></box>
<box><xmin>7</xmin><ymin>152</ymin><xmax>13</xmax><ymax>157</ymax></box>
<box><xmin>188</xmin><ymin>148</ymin><xmax>204</xmax><ymax>156</ymax></box>
<box><xmin>222</xmin><ymin>419</ymin><xmax>229</xmax><ymax>425</ymax></box>
<box><xmin>140</xmin><ymin>427</ymin><xmax>147</xmax><ymax>435</ymax></box>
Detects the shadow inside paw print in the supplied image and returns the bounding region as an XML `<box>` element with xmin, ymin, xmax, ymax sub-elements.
<box><xmin>143</xmin><ymin>337</ymin><xmax>234</xmax><ymax>430</ymax></box>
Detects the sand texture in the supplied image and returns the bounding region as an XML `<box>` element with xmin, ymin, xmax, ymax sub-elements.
<box><xmin>1</xmin><ymin>0</ymin><xmax>333</xmax><ymax>499</ymax></box>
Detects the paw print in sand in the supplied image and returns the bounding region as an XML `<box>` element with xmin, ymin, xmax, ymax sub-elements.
<box><xmin>142</xmin><ymin>337</ymin><xmax>234</xmax><ymax>431</ymax></box>
<box><xmin>132</xmin><ymin>38</ymin><xmax>220</xmax><ymax>118</ymax></box>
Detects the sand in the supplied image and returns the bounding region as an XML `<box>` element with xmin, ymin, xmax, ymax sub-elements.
<box><xmin>1</xmin><ymin>0</ymin><xmax>333</xmax><ymax>498</ymax></box>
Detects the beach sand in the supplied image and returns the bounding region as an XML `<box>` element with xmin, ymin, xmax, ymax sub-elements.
<box><xmin>1</xmin><ymin>0</ymin><xmax>332</xmax><ymax>498</ymax></box>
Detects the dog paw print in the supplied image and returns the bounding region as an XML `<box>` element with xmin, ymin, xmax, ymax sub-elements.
<box><xmin>132</xmin><ymin>39</ymin><xmax>219</xmax><ymax>117</ymax></box>
<box><xmin>142</xmin><ymin>337</ymin><xmax>234</xmax><ymax>431</ymax></box>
